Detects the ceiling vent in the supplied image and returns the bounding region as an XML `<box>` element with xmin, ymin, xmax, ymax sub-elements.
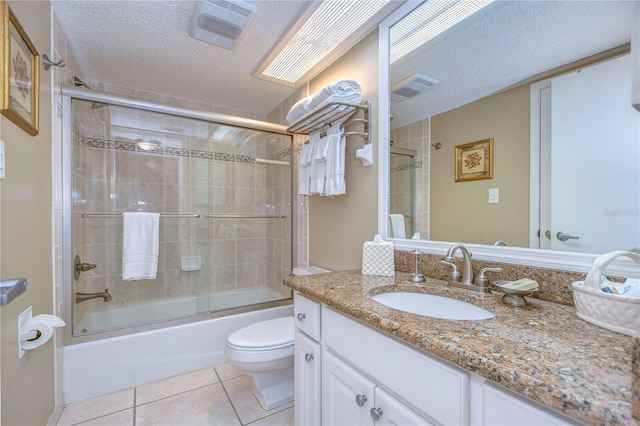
<box><xmin>391</xmin><ymin>73</ymin><xmax>439</xmax><ymax>102</ymax></box>
<box><xmin>188</xmin><ymin>0</ymin><xmax>256</xmax><ymax>49</ymax></box>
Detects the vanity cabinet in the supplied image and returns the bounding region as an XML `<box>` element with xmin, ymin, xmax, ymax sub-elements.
<box><xmin>293</xmin><ymin>292</ymin><xmax>579</xmax><ymax>426</ymax></box>
<box><xmin>294</xmin><ymin>293</ymin><xmax>322</xmax><ymax>425</ymax></box>
<box><xmin>322</xmin><ymin>305</ymin><xmax>468</xmax><ymax>425</ymax></box>
<box><xmin>323</xmin><ymin>349</ymin><xmax>433</xmax><ymax>425</ymax></box>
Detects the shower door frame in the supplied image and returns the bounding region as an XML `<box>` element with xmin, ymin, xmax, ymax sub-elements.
<box><xmin>61</xmin><ymin>84</ymin><xmax>296</xmax><ymax>345</ymax></box>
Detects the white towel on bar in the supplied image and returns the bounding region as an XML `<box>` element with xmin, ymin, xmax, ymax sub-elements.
<box><xmin>297</xmin><ymin>135</ymin><xmax>315</xmax><ymax>196</ymax></box>
<box><xmin>309</xmin><ymin>131</ymin><xmax>326</xmax><ymax>195</ymax></box>
<box><xmin>389</xmin><ymin>214</ymin><xmax>406</xmax><ymax>239</ymax></box>
<box><xmin>323</xmin><ymin>124</ymin><xmax>346</xmax><ymax>196</ymax></box>
<box><xmin>122</xmin><ymin>212</ymin><xmax>160</xmax><ymax>280</ymax></box>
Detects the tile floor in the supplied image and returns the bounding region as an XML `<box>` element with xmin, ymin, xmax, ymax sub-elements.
<box><xmin>56</xmin><ymin>363</ymin><xmax>294</xmax><ymax>426</ymax></box>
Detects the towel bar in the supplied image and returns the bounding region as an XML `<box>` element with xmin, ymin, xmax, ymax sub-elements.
<box><xmin>287</xmin><ymin>100</ymin><xmax>370</xmax><ymax>144</ymax></box>
<box><xmin>206</xmin><ymin>214</ymin><xmax>288</xmax><ymax>219</ymax></box>
<box><xmin>81</xmin><ymin>213</ymin><xmax>201</xmax><ymax>218</ymax></box>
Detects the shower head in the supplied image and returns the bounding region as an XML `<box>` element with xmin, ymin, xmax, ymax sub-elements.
<box><xmin>73</xmin><ymin>76</ymin><xmax>92</xmax><ymax>89</ymax></box>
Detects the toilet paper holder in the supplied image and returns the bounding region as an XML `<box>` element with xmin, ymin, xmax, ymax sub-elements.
<box><xmin>18</xmin><ymin>306</ymin><xmax>65</xmax><ymax>358</ymax></box>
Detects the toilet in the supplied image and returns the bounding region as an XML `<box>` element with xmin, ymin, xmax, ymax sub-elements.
<box><xmin>226</xmin><ymin>267</ymin><xmax>330</xmax><ymax>410</ymax></box>
<box><xmin>225</xmin><ymin>316</ymin><xmax>295</xmax><ymax>410</ymax></box>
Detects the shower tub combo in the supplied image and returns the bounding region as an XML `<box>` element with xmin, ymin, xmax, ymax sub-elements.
<box><xmin>61</xmin><ymin>85</ymin><xmax>295</xmax><ymax>402</ymax></box>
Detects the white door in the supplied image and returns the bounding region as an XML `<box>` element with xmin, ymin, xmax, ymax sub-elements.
<box><xmin>322</xmin><ymin>350</ymin><xmax>376</xmax><ymax>426</ymax></box>
<box><xmin>534</xmin><ymin>54</ymin><xmax>640</xmax><ymax>252</ymax></box>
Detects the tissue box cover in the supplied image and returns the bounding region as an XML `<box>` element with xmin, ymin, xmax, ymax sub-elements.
<box><xmin>362</xmin><ymin>241</ymin><xmax>395</xmax><ymax>276</ymax></box>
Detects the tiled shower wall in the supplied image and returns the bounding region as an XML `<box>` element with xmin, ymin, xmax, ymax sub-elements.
<box><xmin>390</xmin><ymin>118</ymin><xmax>430</xmax><ymax>239</ymax></box>
<box><xmin>71</xmin><ymin>108</ymin><xmax>293</xmax><ymax>328</ymax></box>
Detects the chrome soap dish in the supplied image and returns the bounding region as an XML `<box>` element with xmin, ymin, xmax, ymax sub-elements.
<box><xmin>492</xmin><ymin>280</ymin><xmax>538</xmax><ymax>307</ymax></box>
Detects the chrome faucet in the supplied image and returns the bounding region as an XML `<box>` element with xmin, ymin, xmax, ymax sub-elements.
<box><xmin>440</xmin><ymin>244</ymin><xmax>498</xmax><ymax>295</ymax></box>
<box><xmin>76</xmin><ymin>288</ymin><xmax>112</xmax><ymax>304</ymax></box>
<box><xmin>442</xmin><ymin>243</ymin><xmax>474</xmax><ymax>284</ymax></box>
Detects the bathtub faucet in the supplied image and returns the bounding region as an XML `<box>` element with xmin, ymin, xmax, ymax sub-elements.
<box><xmin>76</xmin><ymin>288</ymin><xmax>112</xmax><ymax>304</ymax></box>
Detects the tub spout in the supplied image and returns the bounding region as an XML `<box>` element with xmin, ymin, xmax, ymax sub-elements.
<box><xmin>76</xmin><ymin>289</ymin><xmax>112</xmax><ymax>304</ymax></box>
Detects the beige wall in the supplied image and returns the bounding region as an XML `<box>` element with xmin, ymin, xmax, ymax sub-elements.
<box><xmin>430</xmin><ymin>84</ymin><xmax>530</xmax><ymax>247</ymax></box>
<box><xmin>1</xmin><ymin>1</ymin><xmax>54</xmax><ymax>424</ymax></box>
<box><xmin>307</xmin><ymin>31</ymin><xmax>379</xmax><ymax>271</ymax></box>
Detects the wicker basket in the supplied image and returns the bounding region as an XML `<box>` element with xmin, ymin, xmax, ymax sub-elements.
<box><xmin>572</xmin><ymin>250</ymin><xmax>640</xmax><ymax>336</ymax></box>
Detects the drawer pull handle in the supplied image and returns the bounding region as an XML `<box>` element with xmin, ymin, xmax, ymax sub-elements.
<box><xmin>304</xmin><ymin>353</ymin><xmax>314</xmax><ymax>362</ymax></box>
<box><xmin>355</xmin><ymin>394</ymin><xmax>367</xmax><ymax>407</ymax></box>
<box><xmin>296</xmin><ymin>313</ymin><xmax>306</xmax><ymax>321</ymax></box>
<box><xmin>370</xmin><ymin>407</ymin><xmax>383</xmax><ymax>421</ymax></box>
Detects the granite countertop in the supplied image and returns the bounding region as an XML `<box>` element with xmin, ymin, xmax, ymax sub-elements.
<box><xmin>284</xmin><ymin>270</ymin><xmax>638</xmax><ymax>425</ymax></box>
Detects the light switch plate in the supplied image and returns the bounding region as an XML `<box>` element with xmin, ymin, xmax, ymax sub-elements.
<box><xmin>488</xmin><ymin>188</ymin><xmax>499</xmax><ymax>203</ymax></box>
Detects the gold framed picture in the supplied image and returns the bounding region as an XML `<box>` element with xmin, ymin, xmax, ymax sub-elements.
<box><xmin>455</xmin><ymin>138</ymin><xmax>493</xmax><ymax>182</ymax></box>
<box><xmin>1</xmin><ymin>0</ymin><xmax>39</xmax><ymax>136</ymax></box>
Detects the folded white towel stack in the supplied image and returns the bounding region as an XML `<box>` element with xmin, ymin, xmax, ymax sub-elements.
<box><xmin>389</xmin><ymin>214</ymin><xmax>406</xmax><ymax>239</ymax></box>
<box><xmin>286</xmin><ymin>79</ymin><xmax>362</xmax><ymax>124</ymax></box>
<box><xmin>122</xmin><ymin>212</ymin><xmax>160</xmax><ymax>280</ymax></box>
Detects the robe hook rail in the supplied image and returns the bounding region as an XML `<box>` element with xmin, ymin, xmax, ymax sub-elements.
<box><xmin>42</xmin><ymin>54</ymin><xmax>66</xmax><ymax>71</ymax></box>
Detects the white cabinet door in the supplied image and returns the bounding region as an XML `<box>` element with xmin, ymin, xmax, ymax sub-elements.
<box><xmin>482</xmin><ymin>382</ymin><xmax>581</xmax><ymax>425</ymax></box>
<box><xmin>373</xmin><ymin>387</ymin><xmax>434</xmax><ymax>426</ymax></box>
<box><xmin>322</xmin><ymin>349</ymin><xmax>376</xmax><ymax>426</ymax></box>
<box><xmin>295</xmin><ymin>330</ymin><xmax>322</xmax><ymax>426</ymax></box>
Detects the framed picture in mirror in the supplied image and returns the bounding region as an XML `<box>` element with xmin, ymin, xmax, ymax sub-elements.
<box><xmin>1</xmin><ymin>0</ymin><xmax>40</xmax><ymax>136</ymax></box>
<box><xmin>455</xmin><ymin>138</ymin><xmax>493</xmax><ymax>182</ymax></box>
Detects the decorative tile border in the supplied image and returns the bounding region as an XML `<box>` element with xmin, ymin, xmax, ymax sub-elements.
<box><xmin>81</xmin><ymin>135</ymin><xmax>293</xmax><ymax>165</ymax></box>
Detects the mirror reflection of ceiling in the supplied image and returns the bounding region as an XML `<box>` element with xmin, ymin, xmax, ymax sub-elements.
<box><xmin>390</xmin><ymin>1</ymin><xmax>633</xmax><ymax>129</ymax></box>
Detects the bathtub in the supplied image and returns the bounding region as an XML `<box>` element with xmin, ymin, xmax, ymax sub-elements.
<box><xmin>75</xmin><ymin>288</ymin><xmax>287</xmax><ymax>333</ymax></box>
<box><xmin>63</xmin><ymin>293</ymin><xmax>293</xmax><ymax>403</ymax></box>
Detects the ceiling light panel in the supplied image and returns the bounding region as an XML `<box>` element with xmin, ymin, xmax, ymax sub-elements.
<box><xmin>390</xmin><ymin>0</ymin><xmax>494</xmax><ymax>64</ymax></box>
<box><xmin>259</xmin><ymin>0</ymin><xmax>391</xmax><ymax>84</ymax></box>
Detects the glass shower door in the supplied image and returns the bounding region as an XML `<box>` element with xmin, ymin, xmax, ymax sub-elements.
<box><xmin>69</xmin><ymin>97</ymin><xmax>292</xmax><ymax>337</ymax></box>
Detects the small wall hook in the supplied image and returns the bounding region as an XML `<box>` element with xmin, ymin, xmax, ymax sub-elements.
<box><xmin>42</xmin><ymin>54</ymin><xmax>66</xmax><ymax>71</ymax></box>
<box><xmin>432</xmin><ymin>142</ymin><xmax>442</xmax><ymax>150</ymax></box>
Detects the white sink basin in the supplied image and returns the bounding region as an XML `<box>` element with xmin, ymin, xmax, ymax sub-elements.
<box><xmin>372</xmin><ymin>292</ymin><xmax>495</xmax><ymax>320</ymax></box>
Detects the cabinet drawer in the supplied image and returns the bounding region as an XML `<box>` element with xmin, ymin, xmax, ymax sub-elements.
<box><xmin>294</xmin><ymin>292</ymin><xmax>321</xmax><ymax>340</ymax></box>
<box><xmin>323</xmin><ymin>306</ymin><xmax>469</xmax><ymax>425</ymax></box>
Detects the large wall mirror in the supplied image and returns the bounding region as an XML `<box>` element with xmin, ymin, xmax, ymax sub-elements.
<box><xmin>377</xmin><ymin>1</ymin><xmax>639</xmax><ymax>276</ymax></box>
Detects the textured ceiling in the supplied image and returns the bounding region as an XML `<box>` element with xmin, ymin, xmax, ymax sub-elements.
<box><xmin>390</xmin><ymin>1</ymin><xmax>634</xmax><ymax>128</ymax></box>
<box><xmin>52</xmin><ymin>1</ymin><xmax>633</xmax><ymax>123</ymax></box>
<box><xmin>51</xmin><ymin>0</ymin><xmax>314</xmax><ymax>117</ymax></box>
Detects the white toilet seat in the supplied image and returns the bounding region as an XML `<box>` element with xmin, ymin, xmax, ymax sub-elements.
<box><xmin>225</xmin><ymin>316</ymin><xmax>294</xmax><ymax>364</ymax></box>
<box><xmin>226</xmin><ymin>344</ymin><xmax>294</xmax><ymax>364</ymax></box>
<box><xmin>227</xmin><ymin>316</ymin><xmax>294</xmax><ymax>349</ymax></box>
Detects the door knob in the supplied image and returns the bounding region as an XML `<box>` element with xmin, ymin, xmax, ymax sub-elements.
<box><xmin>556</xmin><ymin>230</ymin><xmax>579</xmax><ymax>241</ymax></box>
<box><xmin>304</xmin><ymin>353</ymin><xmax>314</xmax><ymax>362</ymax></box>
<box><xmin>296</xmin><ymin>313</ymin><xmax>306</xmax><ymax>321</ymax></box>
